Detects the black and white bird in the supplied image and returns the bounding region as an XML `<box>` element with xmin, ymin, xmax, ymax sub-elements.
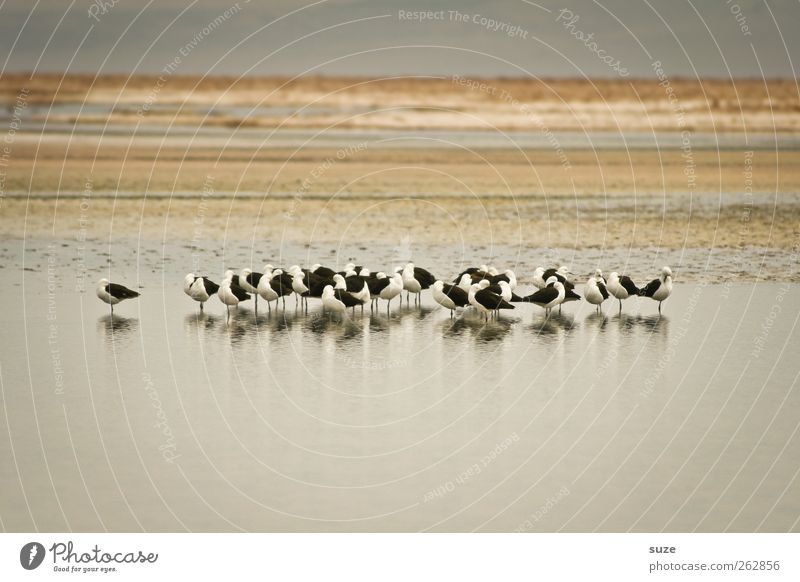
<box><xmin>97</xmin><ymin>278</ymin><xmax>140</xmax><ymax>313</ymax></box>
<box><xmin>239</xmin><ymin>268</ymin><xmax>263</xmax><ymax>310</ymax></box>
<box><xmin>321</xmin><ymin>284</ymin><xmax>361</xmax><ymax>316</ymax></box>
<box><xmin>584</xmin><ymin>275</ymin><xmax>609</xmax><ymax>313</ymax></box>
<box><xmin>218</xmin><ymin>275</ymin><xmax>250</xmax><ymax>318</ymax></box>
<box><xmin>311</xmin><ymin>264</ymin><xmax>337</xmax><ymax>279</ymax></box>
<box><xmin>543</xmin><ymin>265</ymin><xmax>572</xmax><ymax>285</ymax></box>
<box><xmin>432</xmin><ymin>280</ymin><xmax>469</xmax><ymax>317</ymax></box>
<box><xmin>639</xmin><ymin>266</ymin><xmax>673</xmax><ymax>313</ymax></box>
<box><xmin>183</xmin><ymin>273</ymin><xmax>219</xmax><ymax>311</ymax></box>
<box><xmin>401</xmin><ymin>262</ymin><xmax>436</xmax><ymax>305</ymax></box>
<box><xmin>367</xmin><ymin>272</ymin><xmax>403</xmax><ymax>313</ymax></box>
<box><xmin>468</xmin><ymin>282</ymin><xmax>514</xmax><ymax>320</ymax></box>
<box><xmin>531</xmin><ymin>267</ymin><xmax>547</xmax><ymax>289</ymax></box>
<box><xmin>269</xmin><ymin>269</ymin><xmax>294</xmax><ymax>308</ymax></box>
<box><xmin>522</xmin><ymin>276</ymin><xmax>565</xmax><ymax>315</ymax></box>
<box><xmin>607</xmin><ymin>272</ymin><xmax>640</xmax><ymax>312</ymax></box>
<box><xmin>256</xmin><ymin>266</ymin><xmax>280</xmax><ymax>312</ymax></box>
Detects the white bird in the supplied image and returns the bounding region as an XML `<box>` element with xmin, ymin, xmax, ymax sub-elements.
<box><xmin>640</xmin><ymin>266</ymin><xmax>673</xmax><ymax>313</ymax></box>
<box><xmin>97</xmin><ymin>278</ymin><xmax>140</xmax><ymax>313</ymax></box>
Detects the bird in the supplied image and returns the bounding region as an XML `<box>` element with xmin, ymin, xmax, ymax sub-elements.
<box><xmin>269</xmin><ymin>269</ymin><xmax>294</xmax><ymax>307</ymax></box>
<box><xmin>311</xmin><ymin>264</ymin><xmax>337</xmax><ymax>279</ymax></box>
<box><xmin>97</xmin><ymin>278</ymin><xmax>140</xmax><ymax>313</ymax></box>
<box><xmin>375</xmin><ymin>273</ymin><xmax>404</xmax><ymax>314</ymax></box>
<box><xmin>522</xmin><ymin>276</ymin><xmax>565</xmax><ymax>315</ymax></box>
<box><xmin>640</xmin><ymin>266</ymin><xmax>673</xmax><ymax>313</ymax></box>
<box><xmin>401</xmin><ymin>262</ymin><xmax>436</xmax><ymax>305</ymax></box>
<box><xmin>256</xmin><ymin>266</ymin><xmax>279</xmax><ymax>312</ymax></box>
<box><xmin>184</xmin><ymin>273</ymin><xmax>219</xmax><ymax>311</ymax></box>
<box><xmin>482</xmin><ymin>280</ymin><xmax>523</xmax><ymax>303</ymax></box>
<box><xmin>584</xmin><ymin>276</ymin><xmax>609</xmax><ymax>313</ymax></box>
<box><xmin>543</xmin><ymin>265</ymin><xmax>572</xmax><ymax>285</ymax></box>
<box><xmin>531</xmin><ymin>267</ymin><xmax>547</xmax><ymax>289</ymax></box>
<box><xmin>607</xmin><ymin>272</ymin><xmax>640</xmax><ymax>312</ymax></box>
<box><xmin>239</xmin><ymin>268</ymin><xmax>263</xmax><ymax>310</ymax></box>
<box><xmin>218</xmin><ymin>276</ymin><xmax>250</xmax><ymax>319</ymax></box>
<box><xmin>490</xmin><ymin>269</ymin><xmax>518</xmax><ymax>289</ymax></box>
<box><xmin>468</xmin><ymin>283</ymin><xmax>514</xmax><ymax>320</ymax></box>
<box><xmin>431</xmin><ymin>280</ymin><xmax>469</xmax><ymax>317</ymax></box>
<box><xmin>321</xmin><ymin>284</ymin><xmax>361</xmax><ymax>316</ymax></box>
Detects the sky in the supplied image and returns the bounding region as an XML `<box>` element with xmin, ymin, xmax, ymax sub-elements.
<box><xmin>1</xmin><ymin>0</ymin><xmax>798</xmax><ymax>79</ymax></box>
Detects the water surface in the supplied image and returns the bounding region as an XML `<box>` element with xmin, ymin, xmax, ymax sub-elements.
<box><xmin>1</xmin><ymin>262</ymin><xmax>798</xmax><ymax>532</ymax></box>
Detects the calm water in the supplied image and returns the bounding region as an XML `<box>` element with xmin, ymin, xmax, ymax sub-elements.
<box><xmin>1</xmin><ymin>254</ymin><xmax>799</xmax><ymax>532</ymax></box>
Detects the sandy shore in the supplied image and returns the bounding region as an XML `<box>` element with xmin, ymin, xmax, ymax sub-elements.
<box><xmin>2</xmin><ymin>74</ymin><xmax>799</xmax><ymax>132</ymax></box>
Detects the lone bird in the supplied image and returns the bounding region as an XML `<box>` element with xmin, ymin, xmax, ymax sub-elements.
<box><xmin>640</xmin><ymin>266</ymin><xmax>673</xmax><ymax>313</ymax></box>
<box><xmin>97</xmin><ymin>278</ymin><xmax>140</xmax><ymax>313</ymax></box>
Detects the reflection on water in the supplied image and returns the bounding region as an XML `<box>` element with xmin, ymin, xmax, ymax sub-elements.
<box><xmin>4</xmin><ymin>283</ymin><xmax>800</xmax><ymax>533</ymax></box>
<box><xmin>96</xmin><ymin>314</ymin><xmax>139</xmax><ymax>342</ymax></box>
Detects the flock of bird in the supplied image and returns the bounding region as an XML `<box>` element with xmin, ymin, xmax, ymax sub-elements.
<box><xmin>96</xmin><ymin>262</ymin><xmax>674</xmax><ymax>319</ymax></box>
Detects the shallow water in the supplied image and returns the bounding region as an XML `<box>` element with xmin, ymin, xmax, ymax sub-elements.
<box><xmin>1</xmin><ymin>259</ymin><xmax>799</xmax><ymax>531</ymax></box>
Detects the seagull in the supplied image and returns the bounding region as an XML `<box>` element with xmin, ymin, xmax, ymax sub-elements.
<box><xmin>256</xmin><ymin>266</ymin><xmax>279</xmax><ymax>312</ymax></box>
<box><xmin>311</xmin><ymin>264</ymin><xmax>336</xmax><ymax>278</ymax></box>
<box><xmin>489</xmin><ymin>269</ymin><xmax>518</xmax><ymax>289</ymax></box>
<box><xmin>468</xmin><ymin>282</ymin><xmax>514</xmax><ymax>320</ymax></box>
<box><xmin>239</xmin><ymin>268</ymin><xmax>263</xmax><ymax>310</ymax></box>
<box><xmin>607</xmin><ymin>272</ymin><xmax>640</xmax><ymax>312</ymax></box>
<box><xmin>218</xmin><ymin>276</ymin><xmax>250</xmax><ymax>319</ymax></box>
<box><xmin>481</xmin><ymin>279</ymin><xmax>523</xmax><ymax>303</ymax></box>
<box><xmin>431</xmin><ymin>280</ymin><xmax>469</xmax><ymax>317</ymax></box>
<box><xmin>401</xmin><ymin>262</ymin><xmax>436</xmax><ymax>305</ymax></box>
<box><xmin>543</xmin><ymin>265</ymin><xmax>572</xmax><ymax>285</ymax></box>
<box><xmin>640</xmin><ymin>266</ymin><xmax>673</xmax><ymax>313</ymax></box>
<box><xmin>321</xmin><ymin>284</ymin><xmax>361</xmax><ymax>316</ymax></box>
<box><xmin>372</xmin><ymin>272</ymin><xmax>404</xmax><ymax>314</ymax></box>
<box><xmin>184</xmin><ymin>273</ymin><xmax>219</xmax><ymax>311</ymax></box>
<box><xmin>532</xmin><ymin>267</ymin><xmax>547</xmax><ymax>289</ymax></box>
<box><xmin>96</xmin><ymin>278</ymin><xmax>140</xmax><ymax>313</ymax></box>
<box><xmin>522</xmin><ymin>276</ymin><xmax>565</xmax><ymax>315</ymax></box>
<box><xmin>269</xmin><ymin>269</ymin><xmax>294</xmax><ymax>308</ymax></box>
<box><xmin>584</xmin><ymin>276</ymin><xmax>609</xmax><ymax>313</ymax></box>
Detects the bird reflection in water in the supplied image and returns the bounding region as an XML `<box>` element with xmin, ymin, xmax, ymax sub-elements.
<box><xmin>97</xmin><ymin>314</ymin><xmax>139</xmax><ymax>343</ymax></box>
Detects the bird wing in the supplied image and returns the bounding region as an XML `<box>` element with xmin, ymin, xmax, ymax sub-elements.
<box><xmin>246</xmin><ymin>272</ymin><xmax>263</xmax><ymax>287</ymax></box>
<box><xmin>230</xmin><ymin>283</ymin><xmax>250</xmax><ymax>301</ymax></box>
<box><xmin>414</xmin><ymin>267</ymin><xmax>436</xmax><ymax>288</ymax></box>
<box><xmin>621</xmin><ymin>276</ymin><xmax>640</xmax><ymax>295</ymax></box>
<box><xmin>334</xmin><ymin>289</ymin><xmax>361</xmax><ymax>307</ymax></box>
<box><xmin>107</xmin><ymin>283</ymin><xmax>140</xmax><ymax>298</ymax></box>
<box><xmin>597</xmin><ymin>281</ymin><xmax>609</xmax><ymax>299</ymax></box>
<box><xmin>368</xmin><ymin>278</ymin><xmax>391</xmax><ymax>294</ymax></box>
<box><xmin>476</xmin><ymin>288</ymin><xmax>514</xmax><ymax>309</ymax></box>
<box><xmin>442</xmin><ymin>283</ymin><xmax>469</xmax><ymax>306</ymax></box>
<box><xmin>524</xmin><ymin>286</ymin><xmax>558</xmax><ymax>304</ymax></box>
<box><xmin>639</xmin><ymin>278</ymin><xmax>660</xmax><ymax>297</ymax></box>
<box><xmin>202</xmin><ymin>277</ymin><xmax>220</xmax><ymax>294</ymax></box>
